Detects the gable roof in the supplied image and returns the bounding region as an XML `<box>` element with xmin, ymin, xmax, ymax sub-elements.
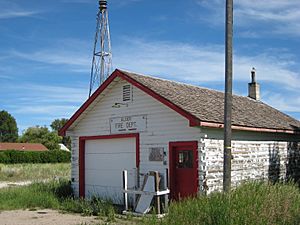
<box><xmin>0</xmin><ymin>143</ymin><xmax>48</xmax><ymax>151</ymax></box>
<box><xmin>59</xmin><ymin>69</ymin><xmax>300</xmax><ymax>136</ymax></box>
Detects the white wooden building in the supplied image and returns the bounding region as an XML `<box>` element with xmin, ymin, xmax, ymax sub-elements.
<box><xmin>60</xmin><ymin>69</ymin><xmax>300</xmax><ymax>203</ymax></box>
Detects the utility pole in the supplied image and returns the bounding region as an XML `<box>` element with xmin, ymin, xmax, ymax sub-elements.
<box><xmin>223</xmin><ymin>0</ymin><xmax>233</xmax><ymax>192</ymax></box>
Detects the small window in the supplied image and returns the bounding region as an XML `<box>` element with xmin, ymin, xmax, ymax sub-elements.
<box><xmin>177</xmin><ymin>150</ymin><xmax>193</xmax><ymax>168</ymax></box>
<box><xmin>122</xmin><ymin>85</ymin><xmax>132</xmax><ymax>102</ymax></box>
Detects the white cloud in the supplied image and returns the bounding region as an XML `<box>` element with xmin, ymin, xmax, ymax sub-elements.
<box><xmin>11</xmin><ymin>49</ymin><xmax>90</xmax><ymax>68</ymax></box>
<box><xmin>2</xmin><ymin>83</ymin><xmax>87</xmax><ymax>117</ymax></box>
<box><xmin>0</xmin><ymin>10</ymin><xmax>38</xmax><ymax>19</ymax></box>
<box><xmin>263</xmin><ymin>93</ymin><xmax>300</xmax><ymax>120</ymax></box>
<box><xmin>13</xmin><ymin>105</ymin><xmax>76</xmax><ymax>115</ymax></box>
<box><xmin>0</xmin><ymin>74</ymin><xmax>11</xmax><ymax>79</ymax></box>
<box><xmin>114</xmin><ymin>38</ymin><xmax>300</xmax><ymax>90</ymax></box>
<box><xmin>3</xmin><ymin>37</ymin><xmax>300</xmax><ymax>124</ymax></box>
<box><xmin>0</xmin><ymin>1</ymin><xmax>40</xmax><ymax>20</ymax></box>
<box><xmin>112</xmin><ymin>38</ymin><xmax>300</xmax><ymax>119</ymax></box>
<box><xmin>2</xmin><ymin>82</ymin><xmax>87</xmax><ymax>130</ymax></box>
<box><xmin>20</xmin><ymin>83</ymin><xmax>87</xmax><ymax>103</ymax></box>
<box><xmin>8</xmin><ymin>39</ymin><xmax>91</xmax><ymax>71</ymax></box>
<box><xmin>195</xmin><ymin>0</ymin><xmax>300</xmax><ymax>37</ymax></box>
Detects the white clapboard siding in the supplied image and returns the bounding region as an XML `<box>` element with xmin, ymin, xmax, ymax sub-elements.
<box><xmin>68</xmin><ymin>78</ymin><xmax>203</xmax><ymax>197</ymax></box>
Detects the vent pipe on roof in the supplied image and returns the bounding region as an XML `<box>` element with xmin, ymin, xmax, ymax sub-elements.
<box><xmin>248</xmin><ymin>67</ymin><xmax>260</xmax><ymax>100</ymax></box>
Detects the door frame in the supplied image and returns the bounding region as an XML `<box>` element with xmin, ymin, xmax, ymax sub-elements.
<box><xmin>78</xmin><ymin>133</ymin><xmax>140</xmax><ymax>197</ymax></box>
<box><xmin>169</xmin><ymin>141</ymin><xmax>198</xmax><ymax>200</ymax></box>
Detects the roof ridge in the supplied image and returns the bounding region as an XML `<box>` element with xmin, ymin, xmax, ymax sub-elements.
<box><xmin>118</xmin><ymin>69</ymin><xmax>300</xmax><ymax>131</ymax></box>
<box><xmin>60</xmin><ymin>69</ymin><xmax>300</xmax><ymax>135</ymax></box>
<box><xmin>118</xmin><ymin>69</ymin><xmax>261</xmax><ymax>101</ymax></box>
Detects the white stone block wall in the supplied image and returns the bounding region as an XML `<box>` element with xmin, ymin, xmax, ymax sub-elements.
<box><xmin>198</xmin><ymin>135</ymin><xmax>208</xmax><ymax>194</ymax></box>
<box><xmin>204</xmin><ymin>139</ymin><xmax>291</xmax><ymax>193</ymax></box>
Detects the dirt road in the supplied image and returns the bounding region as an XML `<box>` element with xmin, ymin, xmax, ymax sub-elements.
<box><xmin>0</xmin><ymin>209</ymin><xmax>99</xmax><ymax>225</ymax></box>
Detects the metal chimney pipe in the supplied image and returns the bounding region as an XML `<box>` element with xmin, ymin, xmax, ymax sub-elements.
<box><xmin>248</xmin><ymin>67</ymin><xmax>260</xmax><ymax>101</ymax></box>
<box><xmin>251</xmin><ymin>67</ymin><xmax>256</xmax><ymax>83</ymax></box>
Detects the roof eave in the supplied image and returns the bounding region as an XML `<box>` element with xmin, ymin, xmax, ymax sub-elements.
<box><xmin>59</xmin><ymin>69</ymin><xmax>299</xmax><ymax>136</ymax></box>
<box><xmin>197</xmin><ymin>121</ymin><xmax>299</xmax><ymax>134</ymax></box>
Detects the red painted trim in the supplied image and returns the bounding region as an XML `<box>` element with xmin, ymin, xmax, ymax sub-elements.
<box><xmin>59</xmin><ymin>69</ymin><xmax>200</xmax><ymax>136</ymax></box>
<box><xmin>199</xmin><ymin>121</ymin><xmax>297</xmax><ymax>134</ymax></box>
<box><xmin>78</xmin><ymin>133</ymin><xmax>140</xmax><ymax>198</ymax></box>
<box><xmin>169</xmin><ymin>141</ymin><xmax>198</xmax><ymax>200</ymax></box>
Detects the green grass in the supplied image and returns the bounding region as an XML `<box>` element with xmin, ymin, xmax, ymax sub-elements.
<box><xmin>0</xmin><ymin>180</ymin><xmax>69</xmax><ymax>210</ymax></box>
<box><xmin>142</xmin><ymin>182</ymin><xmax>300</xmax><ymax>225</ymax></box>
<box><xmin>0</xmin><ymin>163</ymin><xmax>71</xmax><ymax>182</ymax></box>
<box><xmin>0</xmin><ymin>180</ymin><xmax>116</xmax><ymax>221</ymax></box>
<box><xmin>1</xmin><ymin>180</ymin><xmax>299</xmax><ymax>225</ymax></box>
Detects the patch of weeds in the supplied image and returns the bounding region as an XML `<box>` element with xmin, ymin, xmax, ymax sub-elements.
<box><xmin>105</xmin><ymin>205</ymin><xmax>116</xmax><ymax>222</ymax></box>
<box><xmin>0</xmin><ymin>179</ymin><xmax>118</xmax><ymax>223</ymax></box>
<box><xmin>28</xmin><ymin>208</ymin><xmax>37</xmax><ymax>211</ymax></box>
<box><xmin>141</xmin><ymin>181</ymin><xmax>300</xmax><ymax>225</ymax></box>
<box><xmin>61</xmin><ymin>196</ymin><xmax>116</xmax><ymax>219</ymax></box>
<box><xmin>2</xmin><ymin>167</ymin><xmax>20</xmax><ymax>178</ymax></box>
<box><xmin>0</xmin><ymin>179</ymin><xmax>72</xmax><ymax>210</ymax></box>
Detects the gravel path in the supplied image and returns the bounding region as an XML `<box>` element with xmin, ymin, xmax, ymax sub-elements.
<box><xmin>0</xmin><ymin>209</ymin><xmax>99</xmax><ymax>225</ymax></box>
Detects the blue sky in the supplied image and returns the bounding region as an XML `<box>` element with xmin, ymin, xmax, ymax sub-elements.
<box><xmin>1</xmin><ymin>0</ymin><xmax>300</xmax><ymax>133</ymax></box>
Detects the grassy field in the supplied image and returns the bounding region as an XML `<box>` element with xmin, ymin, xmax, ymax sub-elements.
<box><xmin>1</xmin><ymin>163</ymin><xmax>299</xmax><ymax>225</ymax></box>
<box><xmin>0</xmin><ymin>180</ymin><xmax>299</xmax><ymax>225</ymax></box>
<box><xmin>0</xmin><ymin>180</ymin><xmax>134</xmax><ymax>224</ymax></box>
<box><xmin>142</xmin><ymin>182</ymin><xmax>300</xmax><ymax>225</ymax></box>
<box><xmin>0</xmin><ymin>163</ymin><xmax>70</xmax><ymax>182</ymax></box>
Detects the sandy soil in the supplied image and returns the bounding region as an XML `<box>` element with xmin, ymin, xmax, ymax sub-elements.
<box><xmin>0</xmin><ymin>209</ymin><xmax>99</xmax><ymax>225</ymax></box>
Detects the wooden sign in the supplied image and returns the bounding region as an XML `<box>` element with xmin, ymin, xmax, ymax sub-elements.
<box><xmin>110</xmin><ymin>115</ymin><xmax>147</xmax><ymax>133</ymax></box>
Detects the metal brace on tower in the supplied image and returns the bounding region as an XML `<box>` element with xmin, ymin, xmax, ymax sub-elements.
<box><xmin>89</xmin><ymin>0</ymin><xmax>112</xmax><ymax>97</ymax></box>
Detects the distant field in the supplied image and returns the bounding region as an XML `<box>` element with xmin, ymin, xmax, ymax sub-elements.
<box><xmin>0</xmin><ymin>163</ymin><xmax>71</xmax><ymax>182</ymax></box>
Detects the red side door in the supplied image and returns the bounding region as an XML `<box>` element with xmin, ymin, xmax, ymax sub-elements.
<box><xmin>169</xmin><ymin>141</ymin><xmax>198</xmax><ymax>200</ymax></box>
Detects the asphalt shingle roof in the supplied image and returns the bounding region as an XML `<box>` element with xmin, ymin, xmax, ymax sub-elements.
<box><xmin>0</xmin><ymin>143</ymin><xmax>48</xmax><ymax>151</ymax></box>
<box><xmin>120</xmin><ymin>70</ymin><xmax>300</xmax><ymax>132</ymax></box>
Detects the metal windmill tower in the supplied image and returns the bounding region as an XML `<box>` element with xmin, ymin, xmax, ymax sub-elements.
<box><xmin>89</xmin><ymin>0</ymin><xmax>112</xmax><ymax>97</ymax></box>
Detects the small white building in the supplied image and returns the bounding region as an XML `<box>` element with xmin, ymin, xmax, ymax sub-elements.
<box><xmin>60</xmin><ymin>69</ymin><xmax>300</xmax><ymax>203</ymax></box>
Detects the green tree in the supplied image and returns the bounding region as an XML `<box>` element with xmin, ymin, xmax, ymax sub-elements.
<box><xmin>19</xmin><ymin>126</ymin><xmax>62</xmax><ymax>150</ymax></box>
<box><xmin>50</xmin><ymin>118</ymin><xmax>68</xmax><ymax>132</ymax></box>
<box><xmin>51</xmin><ymin>118</ymin><xmax>71</xmax><ymax>150</ymax></box>
<box><xmin>0</xmin><ymin>110</ymin><xmax>18</xmax><ymax>142</ymax></box>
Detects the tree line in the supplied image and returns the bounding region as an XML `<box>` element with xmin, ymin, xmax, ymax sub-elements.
<box><xmin>0</xmin><ymin>110</ymin><xmax>70</xmax><ymax>150</ymax></box>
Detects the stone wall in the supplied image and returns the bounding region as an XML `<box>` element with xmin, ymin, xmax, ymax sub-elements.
<box><xmin>203</xmin><ymin>139</ymin><xmax>299</xmax><ymax>193</ymax></box>
<box><xmin>286</xmin><ymin>142</ymin><xmax>300</xmax><ymax>183</ymax></box>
